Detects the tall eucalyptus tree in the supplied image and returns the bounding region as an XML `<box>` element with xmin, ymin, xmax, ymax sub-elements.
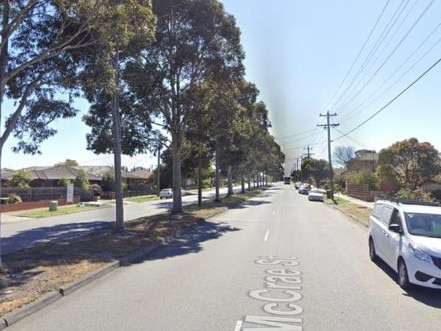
<box><xmin>0</xmin><ymin>0</ymin><xmax>154</xmax><ymax>269</ymax></box>
<box><xmin>123</xmin><ymin>0</ymin><xmax>244</xmax><ymax>213</ymax></box>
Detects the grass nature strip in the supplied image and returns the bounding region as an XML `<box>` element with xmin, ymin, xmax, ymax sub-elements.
<box><xmin>327</xmin><ymin>197</ymin><xmax>372</xmax><ymax>226</ymax></box>
<box><xmin>17</xmin><ymin>204</ymin><xmax>108</xmax><ymax>218</ymax></box>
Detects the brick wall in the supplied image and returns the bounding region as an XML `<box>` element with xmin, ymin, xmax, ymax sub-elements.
<box><xmin>1</xmin><ymin>196</ymin><xmax>80</xmax><ymax>213</ymax></box>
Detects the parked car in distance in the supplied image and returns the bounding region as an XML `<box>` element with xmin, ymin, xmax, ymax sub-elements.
<box><xmin>368</xmin><ymin>198</ymin><xmax>441</xmax><ymax>289</ymax></box>
<box><xmin>294</xmin><ymin>182</ymin><xmax>302</xmax><ymax>189</ymax></box>
<box><xmin>308</xmin><ymin>188</ymin><xmax>325</xmax><ymax>202</ymax></box>
<box><xmin>159</xmin><ymin>188</ymin><xmax>173</xmax><ymax>199</ymax></box>
<box><xmin>298</xmin><ymin>184</ymin><xmax>311</xmax><ymax>195</ymax></box>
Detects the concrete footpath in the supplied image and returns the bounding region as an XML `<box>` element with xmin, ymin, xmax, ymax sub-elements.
<box><xmin>333</xmin><ymin>192</ymin><xmax>374</xmax><ymax>209</ymax></box>
<box><xmin>0</xmin><ymin>200</ymin><xmax>112</xmax><ymax>224</ymax></box>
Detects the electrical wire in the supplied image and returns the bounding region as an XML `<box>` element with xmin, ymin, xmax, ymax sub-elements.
<box><xmin>332</xmin><ymin>0</ymin><xmax>410</xmax><ymax>113</ymax></box>
<box><xmin>325</xmin><ymin>0</ymin><xmax>392</xmax><ymax>112</ymax></box>
<box><xmin>337</xmin><ymin>0</ymin><xmax>435</xmax><ymax>116</ymax></box>
<box><xmin>341</xmin><ymin>25</ymin><xmax>441</xmax><ymax>124</ymax></box>
<box><xmin>335</xmin><ymin>55</ymin><xmax>441</xmax><ymax>140</ymax></box>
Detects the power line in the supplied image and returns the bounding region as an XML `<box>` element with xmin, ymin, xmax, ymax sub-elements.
<box><xmin>325</xmin><ymin>0</ymin><xmax>392</xmax><ymax>112</ymax></box>
<box><xmin>332</xmin><ymin>0</ymin><xmax>410</xmax><ymax>112</ymax></box>
<box><xmin>337</xmin><ymin>0</ymin><xmax>436</xmax><ymax>115</ymax></box>
<box><xmin>340</xmin><ymin>27</ymin><xmax>441</xmax><ymax>125</ymax></box>
<box><xmin>276</xmin><ymin>128</ymin><xmax>320</xmax><ymax>141</ymax></box>
<box><xmin>335</xmin><ymin>55</ymin><xmax>441</xmax><ymax>140</ymax></box>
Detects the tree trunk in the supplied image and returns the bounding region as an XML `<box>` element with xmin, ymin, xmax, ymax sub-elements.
<box><xmin>112</xmin><ymin>35</ymin><xmax>124</xmax><ymax>233</ymax></box>
<box><xmin>171</xmin><ymin>130</ymin><xmax>183</xmax><ymax>214</ymax></box>
<box><xmin>241</xmin><ymin>167</ymin><xmax>245</xmax><ymax>194</ymax></box>
<box><xmin>198</xmin><ymin>151</ymin><xmax>202</xmax><ymax>207</ymax></box>
<box><xmin>227</xmin><ymin>165</ymin><xmax>233</xmax><ymax>196</ymax></box>
<box><xmin>214</xmin><ymin>143</ymin><xmax>221</xmax><ymax>202</ymax></box>
<box><xmin>0</xmin><ymin>147</ymin><xmax>3</xmax><ymax>271</ymax></box>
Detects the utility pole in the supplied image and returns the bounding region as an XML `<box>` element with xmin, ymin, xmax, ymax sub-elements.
<box><xmin>304</xmin><ymin>145</ymin><xmax>314</xmax><ymax>158</ymax></box>
<box><xmin>318</xmin><ymin>111</ymin><xmax>339</xmax><ymax>199</ymax></box>
<box><xmin>303</xmin><ymin>146</ymin><xmax>314</xmax><ymax>185</ymax></box>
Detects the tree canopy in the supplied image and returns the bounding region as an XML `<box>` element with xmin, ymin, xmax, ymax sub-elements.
<box><xmin>333</xmin><ymin>145</ymin><xmax>355</xmax><ymax>169</ymax></box>
<box><xmin>377</xmin><ymin>138</ymin><xmax>440</xmax><ymax>190</ymax></box>
<box><xmin>84</xmin><ymin>0</ymin><xmax>251</xmax><ymax>213</ymax></box>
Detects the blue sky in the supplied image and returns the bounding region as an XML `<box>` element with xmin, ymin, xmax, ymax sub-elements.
<box><xmin>3</xmin><ymin>0</ymin><xmax>441</xmax><ymax>173</ymax></box>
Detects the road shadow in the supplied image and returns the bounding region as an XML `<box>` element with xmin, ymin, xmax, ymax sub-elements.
<box><xmin>1</xmin><ymin>220</ymin><xmax>112</xmax><ymax>255</ymax></box>
<box><xmin>136</xmin><ymin>221</ymin><xmax>241</xmax><ymax>263</ymax></box>
<box><xmin>373</xmin><ymin>258</ymin><xmax>441</xmax><ymax>308</ymax></box>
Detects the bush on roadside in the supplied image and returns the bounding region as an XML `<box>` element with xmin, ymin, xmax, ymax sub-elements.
<box><xmin>395</xmin><ymin>188</ymin><xmax>434</xmax><ymax>202</ymax></box>
<box><xmin>8</xmin><ymin>193</ymin><xmax>22</xmax><ymax>204</ymax></box>
<box><xmin>90</xmin><ymin>183</ymin><xmax>103</xmax><ymax>196</ymax></box>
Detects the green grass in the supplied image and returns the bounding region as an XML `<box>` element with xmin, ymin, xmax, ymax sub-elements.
<box><xmin>15</xmin><ymin>186</ymin><xmax>264</xmax><ymax>220</ymax></box>
<box><xmin>18</xmin><ymin>204</ymin><xmax>107</xmax><ymax>218</ymax></box>
<box><xmin>124</xmin><ymin>195</ymin><xmax>158</xmax><ymax>203</ymax></box>
<box><xmin>325</xmin><ymin>197</ymin><xmax>372</xmax><ymax>225</ymax></box>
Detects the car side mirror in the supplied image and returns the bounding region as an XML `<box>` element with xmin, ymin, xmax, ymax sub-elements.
<box><xmin>389</xmin><ymin>224</ymin><xmax>403</xmax><ymax>234</ymax></box>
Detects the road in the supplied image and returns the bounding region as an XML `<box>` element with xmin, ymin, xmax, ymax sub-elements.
<box><xmin>7</xmin><ymin>183</ymin><xmax>441</xmax><ymax>330</ymax></box>
<box><xmin>1</xmin><ymin>190</ymin><xmax>218</xmax><ymax>254</ymax></box>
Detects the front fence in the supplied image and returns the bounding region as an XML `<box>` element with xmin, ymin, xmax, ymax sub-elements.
<box><xmin>2</xmin><ymin>187</ymin><xmax>94</xmax><ymax>202</ymax></box>
<box><xmin>1</xmin><ymin>186</ymin><xmax>155</xmax><ymax>203</ymax></box>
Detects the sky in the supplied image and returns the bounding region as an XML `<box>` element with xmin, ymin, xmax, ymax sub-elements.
<box><xmin>3</xmin><ymin>0</ymin><xmax>441</xmax><ymax>174</ymax></box>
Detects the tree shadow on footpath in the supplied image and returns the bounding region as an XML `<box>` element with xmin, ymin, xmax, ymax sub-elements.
<box><xmin>134</xmin><ymin>221</ymin><xmax>241</xmax><ymax>263</ymax></box>
<box><xmin>372</xmin><ymin>258</ymin><xmax>441</xmax><ymax>308</ymax></box>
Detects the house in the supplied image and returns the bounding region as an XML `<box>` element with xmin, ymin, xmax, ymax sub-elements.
<box><xmin>123</xmin><ymin>168</ymin><xmax>154</xmax><ymax>190</ymax></box>
<box><xmin>2</xmin><ymin>165</ymin><xmax>104</xmax><ymax>188</ymax></box>
<box><xmin>347</xmin><ymin>149</ymin><xmax>378</xmax><ymax>173</ymax></box>
<box><xmin>2</xmin><ymin>165</ymin><xmax>154</xmax><ymax>190</ymax></box>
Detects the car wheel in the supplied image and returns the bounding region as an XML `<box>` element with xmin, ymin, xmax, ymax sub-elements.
<box><xmin>368</xmin><ymin>238</ymin><xmax>377</xmax><ymax>262</ymax></box>
<box><xmin>397</xmin><ymin>259</ymin><xmax>411</xmax><ymax>290</ymax></box>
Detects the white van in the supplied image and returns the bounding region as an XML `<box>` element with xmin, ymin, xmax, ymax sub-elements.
<box><xmin>368</xmin><ymin>199</ymin><xmax>441</xmax><ymax>289</ymax></box>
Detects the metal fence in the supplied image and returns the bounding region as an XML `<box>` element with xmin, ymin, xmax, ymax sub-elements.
<box><xmin>2</xmin><ymin>186</ymin><xmax>155</xmax><ymax>202</ymax></box>
<box><xmin>1</xmin><ymin>187</ymin><xmax>94</xmax><ymax>202</ymax></box>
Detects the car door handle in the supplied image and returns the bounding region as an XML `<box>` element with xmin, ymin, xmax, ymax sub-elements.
<box><xmin>383</xmin><ymin>231</ymin><xmax>389</xmax><ymax>237</ymax></box>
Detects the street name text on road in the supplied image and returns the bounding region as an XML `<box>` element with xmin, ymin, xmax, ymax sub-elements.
<box><xmin>242</xmin><ymin>256</ymin><xmax>304</xmax><ymax>330</ymax></box>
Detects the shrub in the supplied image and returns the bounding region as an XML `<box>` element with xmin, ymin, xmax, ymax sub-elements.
<box><xmin>395</xmin><ymin>188</ymin><xmax>434</xmax><ymax>202</ymax></box>
<box><xmin>74</xmin><ymin>169</ymin><xmax>89</xmax><ymax>190</ymax></box>
<box><xmin>10</xmin><ymin>169</ymin><xmax>32</xmax><ymax>188</ymax></box>
<box><xmin>58</xmin><ymin>178</ymin><xmax>72</xmax><ymax>187</ymax></box>
<box><xmin>89</xmin><ymin>183</ymin><xmax>103</xmax><ymax>196</ymax></box>
<box><xmin>8</xmin><ymin>194</ymin><xmax>22</xmax><ymax>204</ymax></box>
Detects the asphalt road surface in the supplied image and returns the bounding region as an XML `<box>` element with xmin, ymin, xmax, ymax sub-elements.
<box><xmin>1</xmin><ymin>190</ymin><xmax>219</xmax><ymax>254</ymax></box>
<box><xmin>7</xmin><ymin>184</ymin><xmax>441</xmax><ymax>330</ymax></box>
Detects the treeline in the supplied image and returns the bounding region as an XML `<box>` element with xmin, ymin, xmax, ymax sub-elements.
<box><xmin>0</xmin><ymin>1</ymin><xmax>285</xmax><ymax>218</ymax></box>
